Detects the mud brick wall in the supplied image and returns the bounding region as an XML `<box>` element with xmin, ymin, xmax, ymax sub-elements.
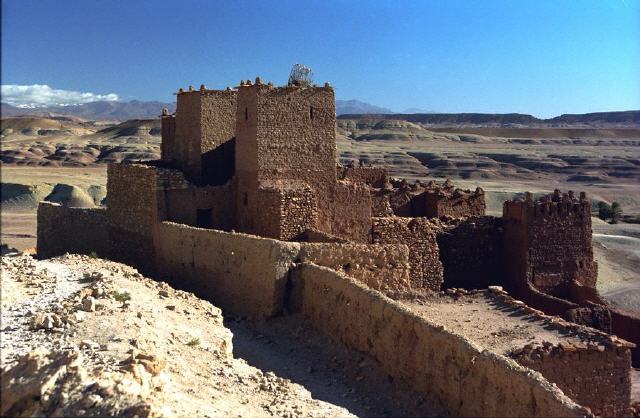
<box><xmin>336</xmin><ymin>166</ymin><xmax>388</xmax><ymax>188</ymax></box>
<box><xmin>437</xmin><ymin>216</ymin><xmax>503</xmax><ymax>289</ymax></box>
<box><xmin>291</xmin><ymin>263</ymin><xmax>591</xmax><ymax>418</ymax></box>
<box><xmin>236</xmin><ymin>84</ymin><xmax>337</xmax><ymax>234</ymax></box>
<box><xmin>564</xmin><ymin>306</ymin><xmax>612</xmax><ymax>333</ymax></box>
<box><xmin>503</xmin><ymin>200</ymin><xmax>597</xmax><ymax>296</ymax></box>
<box><xmin>154</xmin><ymin>222</ymin><xmax>300</xmax><ymax>318</ymax></box>
<box><xmin>160</xmin><ymin>114</ymin><xmax>176</xmax><ymax>161</ymax></box>
<box><xmin>107</xmin><ymin>163</ymin><xmax>159</xmax><ymax>274</ymax></box>
<box><xmin>512</xmin><ymin>344</ymin><xmax>632</xmax><ymax>417</ymax></box>
<box><xmin>372</xmin><ymin>217</ymin><xmax>443</xmax><ymax>290</ymax></box>
<box><xmin>170</xmin><ymin>89</ymin><xmax>237</xmax><ymax>183</ymax></box>
<box><xmin>250</xmin><ymin>182</ymin><xmax>318</xmax><ymax>241</ymax></box>
<box><xmin>424</xmin><ymin>192</ymin><xmax>486</xmax><ymax>218</ymax></box>
<box><xmin>156</xmin><ymin>167</ymin><xmax>237</xmax><ymax>230</ymax></box>
<box><xmin>173</xmin><ymin>91</ymin><xmax>201</xmax><ymax>177</ymax></box>
<box><xmin>610</xmin><ymin>308</ymin><xmax>640</xmax><ymax>366</ymax></box>
<box><xmin>299</xmin><ymin>243</ymin><xmax>411</xmax><ymax>292</ymax></box>
<box><xmin>37</xmin><ymin>202</ymin><xmax>108</xmax><ymax>259</ymax></box>
<box><xmin>330</xmin><ymin>182</ymin><xmax>372</xmax><ymax>243</ymax></box>
<box><xmin>194</xmin><ymin>181</ymin><xmax>237</xmax><ymax>231</ymax></box>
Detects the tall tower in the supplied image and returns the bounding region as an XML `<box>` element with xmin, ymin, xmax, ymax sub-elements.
<box><xmin>502</xmin><ymin>190</ymin><xmax>597</xmax><ymax>308</ymax></box>
<box><xmin>234</xmin><ymin>78</ymin><xmax>337</xmax><ymax>238</ymax></box>
<box><xmin>162</xmin><ymin>86</ymin><xmax>237</xmax><ymax>185</ymax></box>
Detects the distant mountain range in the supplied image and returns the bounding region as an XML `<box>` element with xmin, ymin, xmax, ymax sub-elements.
<box><xmin>2</xmin><ymin>99</ymin><xmax>638</xmax><ymax>127</ymax></box>
<box><xmin>1</xmin><ymin>99</ymin><xmax>392</xmax><ymax>120</ymax></box>
<box><xmin>338</xmin><ymin>111</ymin><xmax>640</xmax><ymax>127</ymax></box>
<box><xmin>1</xmin><ymin>101</ymin><xmax>177</xmax><ymax>120</ymax></box>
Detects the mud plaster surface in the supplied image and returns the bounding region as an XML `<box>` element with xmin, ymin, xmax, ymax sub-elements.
<box><xmin>401</xmin><ymin>293</ymin><xmax>594</xmax><ymax>355</ymax></box>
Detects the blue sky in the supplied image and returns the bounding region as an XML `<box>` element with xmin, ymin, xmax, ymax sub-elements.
<box><xmin>2</xmin><ymin>0</ymin><xmax>639</xmax><ymax>117</ymax></box>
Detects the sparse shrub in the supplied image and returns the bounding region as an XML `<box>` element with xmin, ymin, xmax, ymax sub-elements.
<box><xmin>88</xmin><ymin>251</ymin><xmax>98</xmax><ymax>259</ymax></box>
<box><xmin>597</xmin><ymin>201</ymin><xmax>612</xmax><ymax>221</ymax></box>
<box><xmin>186</xmin><ymin>337</ymin><xmax>200</xmax><ymax>347</ymax></box>
<box><xmin>112</xmin><ymin>290</ymin><xmax>131</xmax><ymax>303</ymax></box>
<box><xmin>611</xmin><ymin>202</ymin><xmax>623</xmax><ymax>224</ymax></box>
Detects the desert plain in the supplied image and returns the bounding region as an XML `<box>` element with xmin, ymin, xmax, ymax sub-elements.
<box><xmin>2</xmin><ymin>113</ymin><xmax>639</xmax><ymax>314</ymax></box>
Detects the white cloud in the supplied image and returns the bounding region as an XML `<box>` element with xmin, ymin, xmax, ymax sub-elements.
<box><xmin>1</xmin><ymin>84</ymin><xmax>119</xmax><ymax>107</ymax></box>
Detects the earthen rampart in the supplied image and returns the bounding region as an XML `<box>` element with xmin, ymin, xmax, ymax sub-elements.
<box><xmin>290</xmin><ymin>263</ymin><xmax>593</xmax><ymax>418</ymax></box>
<box><xmin>154</xmin><ymin>221</ymin><xmax>300</xmax><ymax>318</ymax></box>
<box><xmin>37</xmin><ymin>202</ymin><xmax>108</xmax><ymax>259</ymax></box>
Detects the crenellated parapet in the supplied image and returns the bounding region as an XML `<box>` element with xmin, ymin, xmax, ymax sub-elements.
<box><xmin>503</xmin><ymin>189</ymin><xmax>597</xmax><ymax>298</ymax></box>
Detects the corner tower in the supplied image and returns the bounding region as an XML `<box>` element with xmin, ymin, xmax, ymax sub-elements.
<box><xmin>502</xmin><ymin>190</ymin><xmax>597</xmax><ymax>303</ymax></box>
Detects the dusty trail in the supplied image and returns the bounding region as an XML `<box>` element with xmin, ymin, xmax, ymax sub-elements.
<box><xmin>227</xmin><ymin>316</ymin><xmax>445</xmax><ymax>417</ymax></box>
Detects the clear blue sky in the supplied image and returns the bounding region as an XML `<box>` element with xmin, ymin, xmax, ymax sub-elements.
<box><xmin>2</xmin><ymin>0</ymin><xmax>639</xmax><ymax>117</ymax></box>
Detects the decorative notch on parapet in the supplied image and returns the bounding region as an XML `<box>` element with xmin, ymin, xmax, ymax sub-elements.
<box><xmin>175</xmin><ymin>84</ymin><xmax>238</xmax><ymax>96</ymax></box>
<box><xmin>504</xmin><ymin>189</ymin><xmax>591</xmax><ymax>220</ymax></box>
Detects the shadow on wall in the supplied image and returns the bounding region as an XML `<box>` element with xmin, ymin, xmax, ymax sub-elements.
<box><xmin>201</xmin><ymin>138</ymin><xmax>235</xmax><ymax>186</ymax></box>
<box><xmin>224</xmin><ymin>315</ymin><xmax>438</xmax><ymax>417</ymax></box>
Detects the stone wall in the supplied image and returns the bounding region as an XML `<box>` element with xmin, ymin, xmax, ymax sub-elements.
<box><xmin>424</xmin><ymin>190</ymin><xmax>486</xmax><ymax>218</ymax></box>
<box><xmin>106</xmin><ymin>163</ymin><xmax>159</xmax><ymax>274</ymax></box>
<box><xmin>156</xmin><ymin>167</ymin><xmax>237</xmax><ymax>230</ymax></box>
<box><xmin>512</xmin><ymin>341</ymin><xmax>631</xmax><ymax>417</ymax></box>
<box><xmin>503</xmin><ymin>196</ymin><xmax>597</xmax><ymax>297</ymax></box>
<box><xmin>236</xmin><ymin>83</ymin><xmax>337</xmax><ymax>235</ymax></box>
<box><xmin>37</xmin><ymin>202</ymin><xmax>108</xmax><ymax>259</ymax></box>
<box><xmin>611</xmin><ymin>308</ymin><xmax>640</xmax><ymax>366</ymax></box>
<box><xmin>160</xmin><ymin>114</ymin><xmax>176</xmax><ymax>161</ymax></box>
<box><xmin>299</xmin><ymin>243</ymin><xmax>411</xmax><ymax>292</ymax></box>
<box><xmin>291</xmin><ymin>263</ymin><xmax>591</xmax><ymax>418</ymax></box>
<box><xmin>437</xmin><ymin>216</ymin><xmax>503</xmax><ymax>289</ymax></box>
<box><xmin>251</xmin><ymin>181</ymin><xmax>318</xmax><ymax>241</ymax></box>
<box><xmin>170</xmin><ymin>89</ymin><xmax>237</xmax><ymax>184</ymax></box>
<box><xmin>372</xmin><ymin>217</ymin><xmax>443</xmax><ymax>290</ymax></box>
<box><xmin>173</xmin><ymin>91</ymin><xmax>201</xmax><ymax>178</ymax></box>
<box><xmin>336</xmin><ymin>165</ymin><xmax>388</xmax><ymax>188</ymax></box>
<box><xmin>330</xmin><ymin>182</ymin><xmax>372</xmax><ymax>242</ymax></box>
<box><xmin>154</xmin><ymin>222</ymin><xmax>300</xmax><ymax>318</ymax></box>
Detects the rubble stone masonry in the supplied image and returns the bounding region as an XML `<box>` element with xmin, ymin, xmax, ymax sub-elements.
<box><xmin>107</xmin><ymin>163</ymin><xmax>160</xmax><ymax>274</ymax></box>
<box><xmin>37</xmin><ymin>203</ymin><xmax>108</xmax><ymax>259</ymax></box>
<box><xmin>437</xmin><ymin>216</ymin><xmax>503</xmax><ymax>289</ymax></box>
<box><xmin>372</xmin><ymin>217</ymin><xmax>443</xmax><ymax>290</ymax></box>
<box><xmin>235</xmin><ymin>84</ymin><xmax>338</xmax><ymax>236</ymax></box>
<box><xmin>503</xmin><ymin>196</ymin><xmax>597</xmax><ymax>297</ymax></box>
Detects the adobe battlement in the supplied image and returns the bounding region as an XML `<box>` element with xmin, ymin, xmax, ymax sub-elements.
<box><xmin>503</xmin><ymin>189</ymin><xmax>591</xmax><ymax>223</ymax></box>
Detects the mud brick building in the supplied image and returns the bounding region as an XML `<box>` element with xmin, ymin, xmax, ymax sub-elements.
<box><xmin>38</xmin><ymin>75</ymin><xmax>638</xmax><ymax>417</ymax></box>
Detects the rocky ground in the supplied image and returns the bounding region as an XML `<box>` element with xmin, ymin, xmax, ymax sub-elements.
<box><xmin>0</xmin><ymin>254</ymin><xmax>359</xmax><ymax>417</ymax></box>
<box><xmin>1</xmin><ymin>254</ymin><xmax>440</xmax><ymax>417</ymax></box>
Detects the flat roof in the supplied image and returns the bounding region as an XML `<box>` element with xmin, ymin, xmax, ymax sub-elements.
<box><xmin>400</xmin><ymin>289</ymin><xmax>620</xmax><ymax>356</ymax></box>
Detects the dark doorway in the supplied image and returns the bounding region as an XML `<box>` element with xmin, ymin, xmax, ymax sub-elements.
<box><xmin>197</xmin><ymin>208</ymin><xmax>213</xmax><ymax>229</ymax></box>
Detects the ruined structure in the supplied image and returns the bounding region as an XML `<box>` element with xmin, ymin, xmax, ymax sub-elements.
<box><xmin>37</xmin><ymin>76</ymin><xmax>638</xmax><ymax>417</ymax></box>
